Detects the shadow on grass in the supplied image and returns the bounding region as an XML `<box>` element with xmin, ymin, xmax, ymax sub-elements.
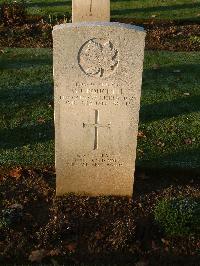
<box><xmin>0</xmin><ymin>83</ymin><xmax>54</xmax><ymax>149</ymax></box>
<box><xmin>1</xmin><ymin>120</ymin><xmax>54</xmax><ymax>149</ymax></box>
<box><xmin>144</xmin><ymin>63</ymin><xmax>200</xmax><ymax>77</ymax></box>
<box><xmin>26</xmin><ymin>1</ymin><xmax>71</xmax><ymax>8</ymax></box>
<box><xmin>0</xmin><ymin>83</ymin><xmax>53</xmax><ymax>106</ymax></box>
<box><xmin>0</xmin><ymin>53</ymin><xmax>52</xmax><ymax>70</ymax></box>
<box><xmin>0</xmin><ymin>121</ymin><xmax>54</xmax><ymax>149</ymax></box>
<box><xmin>138</xmin><ymin>147</ymin><xmax>200</xmax><ymax>170</ymax></box>
<box><xmin>112</xmin><ymin>2</ymin><xmax>200</xmax><ymax>16</ymax></box>
<box><xmin>140</xmin><ymin>95</ymin><xmax>200</xmax><ymax>122</ymax></box>
<box><xmin>141</xmin><ymin>63</ymin><xmax>200</xmax><ymax>121</ymax></box>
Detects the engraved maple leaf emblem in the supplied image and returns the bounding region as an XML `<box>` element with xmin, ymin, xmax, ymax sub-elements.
<box><xmin>78</xmin><ymin>38</ymin><xmax>119</xmax><ymax>77</ymax></box>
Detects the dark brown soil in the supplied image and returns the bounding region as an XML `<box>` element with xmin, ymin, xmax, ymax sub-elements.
<box><xmin>0</xmin><ymin>167</ymin><xmax>200</xmax><ymax>265</ymax></box>
<box><xmin>145</xmin><ymin>23</ymin><xmax>200</xmax><ymax>51</ymax></box>
<box><xmin>0</xmin><ymin>18</ymin><xmax>200</xmax><ymax>51</ymax></box>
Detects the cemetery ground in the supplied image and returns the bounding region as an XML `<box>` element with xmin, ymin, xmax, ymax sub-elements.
<box><xmin>0</xmin><ymin>48</ymin><xmax>200</xmax><ymax>265</ymax></box>
<box><xmin>0</xmin><ymin>1</ymin><xmax>200</xmax><ymax>266</ymax></box>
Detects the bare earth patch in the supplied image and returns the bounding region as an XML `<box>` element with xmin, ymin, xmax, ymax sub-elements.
<box><xmin>0</xmin><ymin>168</ymin><xmax>199</xmax><ymax>265</ymax></box>
<box><xmin>0</xmin><ymin>18</ymin><xmax>200</xmax><ymax>51</ymax></box>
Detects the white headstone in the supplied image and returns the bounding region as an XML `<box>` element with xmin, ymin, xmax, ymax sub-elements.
<box><xmin>53</xmin><ymin>22</ymin><xmax>146</xmax><ymax>196</ymax></box>
<box><xmin>72</xmin><ymin>0</ymin><xmax>110</xmax><ymax>22</ymax></box>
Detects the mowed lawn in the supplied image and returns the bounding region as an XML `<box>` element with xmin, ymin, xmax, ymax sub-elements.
<box><xmin>0</xmin><ymin>48</ymin><xmax>199</xmax><ymax>169</ymax></box>
<box><xmin>0</xmin><ymin>0</ymin><xmax>199</xmax><ymax>20</ymax></box>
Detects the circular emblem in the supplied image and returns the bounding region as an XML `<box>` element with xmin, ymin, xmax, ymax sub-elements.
<box><xmin>78</xmin><ymin>38</ymin><xmax>119</xmax><ymax>78</ymax></box>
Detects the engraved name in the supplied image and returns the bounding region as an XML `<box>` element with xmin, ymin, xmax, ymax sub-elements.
<box><xmin>59</xmin><ymin>82</ymin><xmax>134</xmax><ymax>106</ymax></box>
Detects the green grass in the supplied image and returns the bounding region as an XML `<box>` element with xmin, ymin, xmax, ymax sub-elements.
<box><xmin>0</xmin><ymin>0</ymin><xmax>200</xmax><ymax>21</ymax></box>
<box><xmin>0</xmin><ymin>48</ymin><xmax>200</xmax><ymax>169</ymax></box>
<box><xmin>0</xmin><ymin>48</ymin><xmax>54</xmax><ymax>167</ymax></box>
<box><xmin>154</xmin><ymin>197</ymin><xmax>200</xmax><ymax>236</ymax></box>
<box><xmin>139</xmin><ymin>51</ymin><xmax>200</xmax><ymax>169</ymax></box>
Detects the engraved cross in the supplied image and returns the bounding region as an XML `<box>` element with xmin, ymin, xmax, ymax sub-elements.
<box><xmin>89</xmin><ymin>0</ymin><xmax>93</xmax><ymax>15</ymax></box>
<box><xmin>83</xmin><ymin>110</ymin><xmax>111</xmax><ymax>150</ymax></box>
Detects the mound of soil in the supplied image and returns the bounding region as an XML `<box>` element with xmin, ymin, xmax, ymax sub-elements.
<box><xmin>0</xmin><ymin>18</ymin><xmax>200</xmax><ymax>51</ymax></box>
<box><xmin>0</xmin><ymin>167</ymin><xmax>200</xmax><ymax>265</ymax></box>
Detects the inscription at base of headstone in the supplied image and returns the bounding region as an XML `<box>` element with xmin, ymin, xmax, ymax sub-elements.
<box><xmin>72</xmin><ymin>0</ymin><xmax>110</xmax><ymax>22</ymax></box>
<box><xmin>53</xmin><ymin>22</ymin><xmax>146</xmax><ymax>196</ymax></box>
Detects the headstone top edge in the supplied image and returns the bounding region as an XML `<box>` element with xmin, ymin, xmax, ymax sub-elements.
<box><xmin>53</xmin><ymin>22</ymin><xmax>146</xmax><ymax>34</ymax></box>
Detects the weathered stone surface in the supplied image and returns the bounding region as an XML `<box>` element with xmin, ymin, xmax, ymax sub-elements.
<box><xmin>53</xmin><ymin>22</ymin><xmax>146</xmax><ymax>196</ymax></box>
<box><xmin>72</xmin><ymin>0</ymin><xmax>110</xmax><ymax>22</ymax></box>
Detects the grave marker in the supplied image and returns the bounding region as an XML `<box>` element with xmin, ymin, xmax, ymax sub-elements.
<box><xmin>53</xmin><ymin>22</ymin><xmax>146</xmax><ymax>196</ymax></box>
<box><xmin>72</xmin><ymin>0</ymin><xmax>110</xmax><ymax>22</ymax></box>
